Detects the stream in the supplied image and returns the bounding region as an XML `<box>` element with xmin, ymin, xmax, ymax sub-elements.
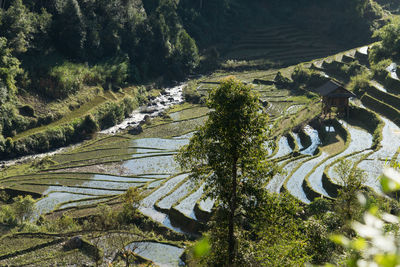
<box><xmin>0</xmin><ymin>84</ymin><xmax>186</xmax><ymax>168</ymax></box>
<box><xmin>3</xmin><ymin>84</ymin><xmax>187</xmax><ymax>222</ymax></box>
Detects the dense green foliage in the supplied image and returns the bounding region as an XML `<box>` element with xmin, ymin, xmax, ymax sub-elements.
<box><xmin>0</xmin><ymin>195</ymin><xmax>36</xmax><ymax>226</ymax></box>
<box><xmin>370</xmin><ymin>18</ymin><xmax>400</xmax><ymax>63</ymax></box>
<box><xmin>177</xmin><ymin>77</ymin><xmax>276</xmax><ymax>265</ymax></box>
<box><xmin>0</xmin><ymin>0</ymin><xmax>381</xmax><ymax>94</ymax></box>
<box><xmin>0</xmin><ymin>0</ymin><xmax>384</xmax><ymax>159</ymax></box>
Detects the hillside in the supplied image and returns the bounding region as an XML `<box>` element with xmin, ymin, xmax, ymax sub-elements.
<box><xmin>1</xmin><ymin>0</ymin><xmax>400</xmax><ymax>266</ymax></box>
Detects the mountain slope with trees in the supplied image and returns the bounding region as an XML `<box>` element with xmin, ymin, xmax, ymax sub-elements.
<box><xmin>0</xmin><ymin>0</ymin><xmax>386</xmax><ymax>160</ymax></box>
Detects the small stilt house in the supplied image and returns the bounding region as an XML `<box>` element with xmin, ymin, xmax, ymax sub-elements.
<box><xmin>316</xmin><ymin>80</ymin><xmax>356</xmax><ymax>118</ymax></box>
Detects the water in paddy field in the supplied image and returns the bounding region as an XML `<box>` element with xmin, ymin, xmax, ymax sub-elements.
<box><xmin>372</xmin><ymin>117</ymin><xmax>400</xmax><ymax>160</ymax></box>
<box><xmin>387</xmin><ymin>63</ymin><xmax>398</xmax><ymax>80</ymax></box>
<box><xmin>286</xmin><ymin>105</ymin><xmax>303</xmax><ymax>115</ymax></box>
<box><xmin>199</xmin><ymin>197</ymin><xmax>215</xmax><ymax>213</ymax></box>
<box><xmin>130</xmin><ymin>138</ymin><xmax>189</xmax><ymax>151</ymax></box>
<box><xmin>139</xmin><ymin>174</ymin><xmax>189</xmax><ymax>232</ymax></box>
<box><xmin>123</xmin><ymin>155</ymin><xmax>181</xmax><ymax>176</ymax></box>
<box><xmin>0</xmin><ymin>84</ymin><xmax>185</xmax><ymax>168</ymax></box>
<box><xmin>35</xmin><ymin>192</ymin><xmax>96</xmax><ymax>218</ymax></box>
<box><xmin>359</xmin><ymin>46</ymin><xmax>369</xmax><ymax>55</ymax></box>
<box><xmin>173</xmin><ymin>132</ymin><xmax>195</xmax><ymax>139</ymax></box>
<box><xmin>272</xmin><ymin>136</ymin><xmax>292</xmax><ymax>159</ymax></box>
<box><xmin>357</xmin><ymin>117</ymin><xmax>400</xmax><ymax>192</ymax></box>
<box><xmin>267</xmin><ymin>157</ymin><xmax>308</xmax><ymax>193</ymax></box>
<box><xmin>301</xmin><ymin>125</ymin><xmax>321</xmax><ymax>155</ymax></box>
<box><xmin>157</xmin><ymin>179</ymin><xmax>194</xmax><ymax>210</ymax></box>
<box><xmin>175</xmin><ymin>183</ymin><xmax>205</xmax><ymax>219</ymax></box>
<box><xmin>33</xmin><ymin>184</ymin><xmax>123</xmax><ymax>218</ymax></box>
<box><xmin>125</xmin><ymin>242</ymin><xmax>184</xmax><ymax>267</ymax></box>
<box><xmin>286</xmin><ymin>152</ymin><xmax>329</xmax><ymax>203</ymax></box>
<box><xmin>372</xmin><ymin>82</ymin><xmax>388</xmax><ymax>93</ymax></box>
<box><xmin>307</xmin><ymin>121</ymin><xmax>374</xmax><ymax>196</ymax></box>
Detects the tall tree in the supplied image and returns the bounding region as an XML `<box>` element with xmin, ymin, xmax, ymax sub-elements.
<box><xmin>176</xmin><ymin>76</ymin><xmax>275</xmax><ymax>265</ymax></box>
<box><xmin>0</xmin><ymin>0</ymin><xmax>34</xmax><ymax>54</ymax></box>
<box><xmin>53</xmin><ymin>0</ymin><xmax>86</xmax><ymax>59</ymax></box>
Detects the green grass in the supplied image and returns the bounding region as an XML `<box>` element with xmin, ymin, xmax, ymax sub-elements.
<box><xmin>0</xmin><ymin>235</ymin><xmax>56</xmax><ymax>257</ymax></box>
<box><xmin>169</xmin><ymin>106</ymin><xmax>209</xmax><ymax>121</ymax></box>
<box><xmin>13</xmin><ymin>87</ymin><xmax>137</xmax><ymax>142</ymax></box>
<box><xmin>14</xmin><ymin>95</ymin><xmax>108</xmax><ymax>141</ymax></box>
<box><xmin>139</xmin><ymin>116</ymin><xmax>208</xmax><ymax>139</ymax></box>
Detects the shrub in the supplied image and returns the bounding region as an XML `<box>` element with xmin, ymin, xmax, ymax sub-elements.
<box><xmin>97</xmin><ymin>102</ymin><xmax>124</xmax><ymax>129</ymax></box>
<box><xmin>306</xmin><ymin>198</ymin><xmax>333</xmax><ymax>218</ymax></box>
<box><xmin>291</xmin><ymin>65</ymin><xmax>328</xmax><ymax>88</ymax></box>
<box><xmin>92</xmin><ymin>56</ymin><xmax>130</xmax><ymax>89</ymax></box>
<box><xmin>291</xmin><ymin>65</ymin><xmax>312</xmax><ymax>85</ymax></box>
<box><xmin>77</xmin><ymin>114</ymin><xmax>98</xmax><ymax>136</ymax></box>
<box><xmin>370</xmin><ymin>59</ymin><xmax>392</xmax><ymax>80</ymax></box>
<box><xmin>0</xmin><ymin>195</ymin><xmax>36</xmax><ymax>225</ymax></box>
<box><xmin>46</xmin><ymin>62</ymin><xmax>88</xmax><ymax>98</ymax></box>
<box><xmin>183</xmin><ymin>83</ymin><xmax>201</xmax><ymax>104</ymax></box>
<box><xmin>122</xmin><ymin>96</ymin><xmax>137</xmax><ymax>116</ymax></box>
<box><xmin>339</xmin><ymin>60</ymin><xmax>362</xmax><ymax>76</ymax></box>
<box><xmin>348</xmin><ymin>71</ymin><xmax>370</xmax><ymax>96</ymax></box>
<box><xmin>0</xmin><ymin>205</ymin><xmax>18</xmax><ymax>226</ymax></box>
<box><xmin>370</xmin><ymin>20</ymin><xmax>400</xmax><ymax>62</ymax></box>
<box><xmin>95</xmin><ymin>97</ymin><xmax>136</xmax><ymax>129</ymax></box>
<box><xmin>19</xmin><ymin>105</ymin><xmax>35</xmax><ymax>117</ymax></box>
<box><xmin>274</xmin><ymin>71</ymin><xmax>290</xmax><ymax>88</ymax></box>
<box><xmin>42</xmin><ymin>57</ymin><xmax>131</xmax><ymax>99</ymax></box>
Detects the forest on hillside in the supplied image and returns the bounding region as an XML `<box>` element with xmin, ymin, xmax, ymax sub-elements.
<box><xmin>0</xmin><ymin>0</ymin><xmax>386</xmax><ymax>157</ymax></box>
<box><xmin>2</xmin><ymin>0</ymin><xmax>400</xmax><ymax>266</ymax></box>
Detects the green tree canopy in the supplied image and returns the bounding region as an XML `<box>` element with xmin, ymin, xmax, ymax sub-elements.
<box><xmin>176</xmin><ymin>76</ymin><xmax>276</xmax><ymax>265</ymax></box>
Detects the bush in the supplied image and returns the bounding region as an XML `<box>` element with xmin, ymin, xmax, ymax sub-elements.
<box><xmin>291</xmin><ymin>65</ymin><xmax>328</xmax><ymax>88</ymax></box>
<box><xmin>183</xmin><ymin>83</ymin><xmax>201</xmax><ymax>104</ymax></box>
<box><xmin>97</xmin><ymin>102</ymin><xmax>125</xmax><ymax>129</ymax></box>
<box><xmin>19</xmin><ymin>105</ymin><xmax>35</xmax><ymax>117</ymax></box>
<box><xmin>274</xmin><ymin>71</ymin><xmax>290</xmax><ymax>88</ymax></box>
<box><xmin>41</xmin><ymin>57</ymin><xmax>131</xmax><ymax>99</ymax></box>
<box><xmin>370</xmin><ymin>20</ymin><xmax>400</xmax><ymax>62</ymax></box>
<box><xmin>291</xmin><ymin>65</ymin><xmax>312</xmax><ymax>85</ymax></box>
<box><xmin>77</xmin><ymin>114</ymin><xmax>98</xmax><ymax>136</ymax></box>
<box><xmin>370</xmin><ymin>59</ymin><xmax>392</xmax><ymax>80</ymax></box>
<box><xmin>95</xmin><ymin>96</ymin><xmax>137</xmax><ymax>129</ymax></box>
<box><xmin>92</xmin><ymin>56</ymin><xmax>130</xmax><ymax>89</ymax></box>
<box><xmin>339</xmin><ymin>60</ymin><xmax>362</xmax><ymax>76</ymax></box>
<box><xmin>46</xmin><ymin>62</ymin><xmax>88</xmax><ymax>98</ymax></box>
<box><xmin>348</xmin><ymin>72</ymin><xmax>370</xmax><ymax>96</ymax></box>
<box><xmin>0</xmin><ymin>195</ymin><xmax>36</xmax><ymax>226</ymax></box>
<box><xmin>306</xmin><ymin>198</ymin><xmax>333</xmax><ymax>218</ymax></box>
<box><xmin>368</xmin><ymin>43</ymin><xmax>388</xmax><ymax>64</ymax></box>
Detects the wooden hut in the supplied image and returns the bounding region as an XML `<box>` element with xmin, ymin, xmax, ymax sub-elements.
<box><xmin>316</xmin><ymin>80</ymin><xmax>356</xmax><ymax>118</ymax></box>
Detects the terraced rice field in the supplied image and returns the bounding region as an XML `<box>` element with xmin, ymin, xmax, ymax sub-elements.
<box><xmin>307</xmin><ymin>123</ymin><xmax>373</xmax><ymax>195</ymax></box>
<box><xmin>225</xmin><ymin>24</ymin><xmax>344</xmax><ymax>64</ymax></box>
<box><xmin>3</xmin><ymin>41</ymin><xmax>400</xmax><ymax>266</ymax></box>
<box><xmin>125</xmin><ymin>241</ymin><xmax>184</xmax><ymax>266</ymax></box>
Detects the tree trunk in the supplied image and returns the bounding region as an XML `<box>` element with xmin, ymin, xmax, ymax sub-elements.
<box><xmin>228</xmin><ymin>155</ymin><xmax>238</xmax><ymax>265</ymax></box>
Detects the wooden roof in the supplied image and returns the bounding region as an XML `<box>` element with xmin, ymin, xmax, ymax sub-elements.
<box><xmin>316</xmin><ymin>80</ymin><xmax>356</xmax><ymax>98</ymax></box>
